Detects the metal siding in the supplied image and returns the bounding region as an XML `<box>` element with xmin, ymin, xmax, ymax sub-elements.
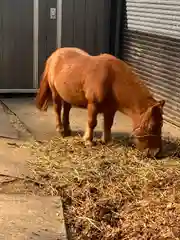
<box><xmin>0</xmin><ymin>0</ymin><xmax>33</xmax><ymax>89</ymax></box>
<box><xmin>0</xmin><ymin>1</ymin><xmax>2</xmax><ymax>84</ymax></box>
<box><xmin>33</xmin><ymin>0</ymin><xmax>39</xmax><ymax>89</ymax></box>
<box><xmin>73</xmin><ymin>0</ymin><xmax>86</xmax><ymax>50</ymax></box>
<box><xmin>61</xmin><ymin>0</ymin><xmax>111</xmax><ymax>55</ymax></box>
<box><xmin>122</xmin><ymin>0</ymin><xmax>180</xmax><ymax>127</ymax></box>
<box><xmin>61</xmin><ymin>0</ymin><xmax>74</xmax><ymax>47</ymax></box>
<box><xmin>38</xmin><ymin>0</ymin><xmax>57</xmax><ymax>83</ymax></box>
<box><xmin>97</xmin><ymin>0</ymin><xmax>111</xmax><ymax>53</ymax></box>
<box><xmin>85</xmin><ymin>0</ymin><xmax>98</xmax><ymax>54</ymax></box>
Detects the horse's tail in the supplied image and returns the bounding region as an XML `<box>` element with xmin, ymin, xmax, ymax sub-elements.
<box><xmin>36</xmin><ymin>65</ymin><xmax>51</xmax><ymax>111</ymax></box>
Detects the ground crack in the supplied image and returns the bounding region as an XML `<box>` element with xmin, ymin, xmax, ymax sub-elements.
<box><xmin>0</xmin><ymin>100</ymin><xmax>34</xmax><ymax>141</ymax></box>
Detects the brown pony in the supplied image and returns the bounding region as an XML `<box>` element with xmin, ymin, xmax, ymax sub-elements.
<box><xmin>36</xmin><ymin>47</ymin><xmax>165</xmax><ymax>157</ymax></box>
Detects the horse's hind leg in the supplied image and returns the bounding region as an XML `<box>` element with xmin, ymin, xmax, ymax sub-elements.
<box><xmin>62</xmin><ymin>101</ymin><xmax>72</xmax><ymax>137</ymax></box>
<box><xmin>52</xmin><ymin>90</ymin><xmax>63</xmax><ymax>134</ymax></box>
<box><xmin>102</xmin><ymin>110</ymin><xmax>115</xmax><ymax>143</ymax></box>
<box><xmin>83</xmin><ymin>103</ymin><xmax>98</xmax><ymax>144</ymax></box>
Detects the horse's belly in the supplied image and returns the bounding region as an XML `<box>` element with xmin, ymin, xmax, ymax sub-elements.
<box><xmin>55</xmin><ymin>83</ymin><xmax>87</xmax><ymax>107</ymax></box>
<box><xmin>63</xmin><ymin>93</ymin><xmax>88</xmax><ymax>108</ymax></box>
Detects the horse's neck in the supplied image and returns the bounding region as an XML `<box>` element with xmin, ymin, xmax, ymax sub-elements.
<box><xmin>130</xmin><ymin>113</ymin><xmax>143</xmax><ymax>131</ymax></box>
<box><xmin>109</xmin><ymin>58</ymin><xmax>157</xmax><ymax>128</ymax></box>
<box><xmin>123</xmin><ymin>97</ymin><xmax>156</xmax><ymax>131</ymax></box>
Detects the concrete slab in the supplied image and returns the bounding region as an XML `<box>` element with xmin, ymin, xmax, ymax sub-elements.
<box><xmin>2</xmin><ymin>98</ymin><xmax>57</xmax><ymax>141</ymax></box>
<box><xmin>0</xmin><ymin>103</ymin><xmax>18</xmax><ymax>139</ymax></box>
<box><xmin>0</xmin><ymin>194</ymin><xmax>67</xmax><ymax>240</ymax></box>
<box><xmin>0</xmin><ymin>139</ymin><xmax>31</xmax><ymax>178</ymax></box>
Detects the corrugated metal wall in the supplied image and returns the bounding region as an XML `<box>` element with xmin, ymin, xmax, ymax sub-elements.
<box><xmin>122</xmin><ymin>0</ymin><xmax>180</xmax><ymax>127</ymax></box>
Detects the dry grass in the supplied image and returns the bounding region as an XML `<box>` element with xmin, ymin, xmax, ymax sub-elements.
<box><xmin>28</xmin><ymin>135</ymin><xmax>180</xmax><ymax>240</ymax></box>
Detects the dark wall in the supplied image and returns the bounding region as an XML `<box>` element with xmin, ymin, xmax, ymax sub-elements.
<box><xmin>109</xmin><ymin>0</ymin><xmax>125</xmax><ymax>56</ymax></box>
<box><xmin>61</xmin><ymin>0</ymin><xmax>111</xmax><ymax>55</ymax></box>
<box><xmin>38</xmin><ymin>0</ymin><xmax>57</xmax><ymax>82</ymax></box>
<box><xmin>0</xmin><ymin>0</ymin><xmax>33</xmax><ymax>89</ymax></box>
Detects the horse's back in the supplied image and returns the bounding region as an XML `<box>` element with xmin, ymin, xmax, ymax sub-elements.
<box><xmin>44</xmin><ymin>48</ymin><xmax>153</xmax><ymax>112</ymax></box>
<box><xmin>46</xmin><ymin>48</ymin><xmax>152</xmax><ymax>98</ymax></box>
<box><xmin>48</xmin><ymin>47</ymin><xmax>89</xmax><ymax>63</ymax></box>
<box><xmin>46</xmin><ymin>48</ymin><xmax>111</xmax><ymax>107</ymax></box>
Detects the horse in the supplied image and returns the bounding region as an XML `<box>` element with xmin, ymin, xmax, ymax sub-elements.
<box><xmin>36</xmin><ymin>47</ymin><xmax>165</xmax><ymax>157</ymax></box>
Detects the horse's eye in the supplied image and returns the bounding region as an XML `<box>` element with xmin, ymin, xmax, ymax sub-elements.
<box><xmin>149</xmin><ymin>122</ymin><xmax>158</xmax><ymax>133</ymax></box>
<box><xmin>149</xmin><ymin>120</ymin><xmax>163</xmax><ymax>134</ymax></box>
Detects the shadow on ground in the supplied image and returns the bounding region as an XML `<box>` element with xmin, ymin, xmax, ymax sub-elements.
<box><xmin>71</xmin><ymin>130</ymin><xmax>131</xmax><ymax>145</ymax></box>
<box><xmin>70</xmin><ymin>130</ymin><xmax>180</xmax><ymax>159</ymax></box>
<box><xmin>162</xmin><ymin>138</ymin><xmax>180</xmax><ymax>158</ymax></box>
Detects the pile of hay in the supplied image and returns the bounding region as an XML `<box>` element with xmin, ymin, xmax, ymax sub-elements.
<box><xmin>29</xmin><ymin>136</ymin><xmax>180</xmax><ymax>240</ymax></box>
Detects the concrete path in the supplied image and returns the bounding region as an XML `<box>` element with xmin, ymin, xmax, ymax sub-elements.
<box><xmin>0</xmin><ymin>195</ymin><xmax>67</xmax><ymax>240</ymax></box>
<box><xmin>0</xmin><ymin>103</ymin><xmax>18</xmax><ymax>139</ymax></box>
<box><xmin>0</xmin><ymin>139</ymin><xmax>67</xmax><ymax>239</ymax></box>
<box><xmin>2</xmin><ymin>98</ymin><xmax>132</xmax><ymax>141</ymax></box>
<box><xmin>2</xmin><ymin>98</ymin><xmax>57</xmax><ymax>141</ymax></box>
<box><xmin>0</xmin><ymin>139</ymin><xmax>31</xmax><ymax>178</ymax></box>
<box><xmin>0</xmin><ymin>100</ymin><xmax>68</xmax><ymax>240</ymax></box>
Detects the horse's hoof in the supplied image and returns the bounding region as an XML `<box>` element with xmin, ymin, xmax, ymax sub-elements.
<box><xmin>101</xmin><ymin>137</ymin><xmax>113</xmax><ymax>145</ymax></box>
<box><xmin>84</xmin><ymin>140</ymin><xmax>95</xmax><ymax>147</ymax></box>
<box><xmin>56</xmin><ymin>126</ymin><xmax>64</xmax><ymax>135</ymax></box>
<box><xmin>63</xmin><ymin>129</ymin><xmax>72</xmax><ymax>137</ymax></box>
<box><xmin>101</xmin><ymin>140</ymin><xmax>113</xmax><ymax>146</ymax></box>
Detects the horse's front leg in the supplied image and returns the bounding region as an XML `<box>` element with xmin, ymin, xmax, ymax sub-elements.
<box><xmin>83</xmin><ymin>103</ymin><xmax>98</xmax><ymax>145</ymax></box>
<box><xmin>102</xmin><ymin>110</ymin><xmax>115</xmax><ymax>144</ymax></box>
<box><xmin>62</xmin><ymin>102</ymin><xmax>72</xmax><ymax>137</ymax></box>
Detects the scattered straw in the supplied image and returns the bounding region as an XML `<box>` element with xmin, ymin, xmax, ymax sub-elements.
<box><xmin>27</xmin><ymin>135</ymin><xmax>180</xmax><ymax>240</ymax></box>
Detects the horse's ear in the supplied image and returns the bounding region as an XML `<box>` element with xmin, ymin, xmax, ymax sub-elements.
<box><xmin>158</xmin><ymin>100</ymin><xmax>165</xmax><ymax>109</ymax></box>
<box><xmin>150</xmin><ymin>100</ymin><xmax>165</xmax><ymax>117</ymax></box>
<box><xmin>151</xmin><ymin>100</ymin><xmax>165</xmax><ymax>111</ymax></box>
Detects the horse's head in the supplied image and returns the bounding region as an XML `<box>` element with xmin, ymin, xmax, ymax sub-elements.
<box><xmin>132</xmin><ymin>100</ymin><xmax>165</xmax><ymax>158</ymax></box>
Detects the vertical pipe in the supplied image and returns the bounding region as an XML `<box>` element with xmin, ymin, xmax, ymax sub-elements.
<box><xmin>33</xmin><ymin>0</ymin><xmax>39</xmax><ymax>88</ymax></box>
<box><xmin>57</xmin><ymin>0</ymin><xmax>62</xmax><ymax>48</ymax></box>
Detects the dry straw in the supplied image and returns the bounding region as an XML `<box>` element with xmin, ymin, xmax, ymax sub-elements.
<box><xmin>28</xmin><ymin>135</ymin><xmax>180</xmax><ymax>240</ymax></box>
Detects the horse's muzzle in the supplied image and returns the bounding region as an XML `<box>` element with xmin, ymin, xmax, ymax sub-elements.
<box><xmin>144</xmin><ymin>147</ymin><xmax>161</xmax><ymax>158</ymax></box>
<box><xmin>132</xmin><ymin>134</ymin><xmax>162</xmax><ymax>158</ymax></box>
